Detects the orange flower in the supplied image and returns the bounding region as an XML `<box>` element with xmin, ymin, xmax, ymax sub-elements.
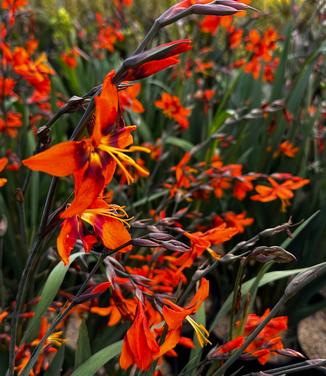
<box><xmin>97</xmin><ymin>25</ymin><xmax>124</xmax><ymax>52</ymax></box>
<box><xmin>186</xmin><ymin>223</ymin><xmax>238</xmax><ymax>258</ymax></box>
<box><xmin>23</xmin><ymin>71</ymin><xmax>149</xmax><ymax>217</ymax></box>
<box><xmin>211</xmin><ymin>336</ymin><xmax>244</xmax><ymax>356</ymax></box>
<box><xmin>0</xmin><ymin>76</ymin><xmax>15</xmax><ymax>98</ymax></box>
<box><xmin>120</xmin><ymin>301</ymin><xmax>160</xmax><ymax>371</ymax></box>
<box><xmin>217</xmin><ymin>211</ymin><xmax>254</xmax><ymax>233</ymax></box>
<box><xmin>251</xmin><ymin>177</ymin><xmax>309</xmax><ymax>211</ymax></box>
<box><xmin>2</xmin><ymin>0</ymin><xmax>27</xmax><ymax>9</ymax></box>
<box><xmin>173</xmin><ymin>224</ymin><xmax>238</xmax><ymax>271</ymax></box>
<box><xmin>211</xmin><ymin>310</ymin><xmax>287</xmax><ymax>365</ymax></box>
<box><xmin>155</xmin><ymin>92</ymin><xmax>191</xmax><ymax>129</ymax></box>
<box><xmin>57</xmin><ymin>199</ymin><xmax>132</xmax><ymax>265</ymax></box>
<box><xmin>0</xmin><ymin>112</ymin><xmax>22</xmax><ymax>138</ymax></box>
<box><xmin>0</xmin><ymin>310</ymin><xmax>9</xmax><ymax>322</ymax></box>
<box><xmin>200</xmin><ymin>15</ymin><xmax>220</xmax><ymax>35</ymax></box>
<box><xmin>121</xmin><ymin>40</ymin><xmax>192</xmax><ymax>82</ymax></box>
<box><xmin>275</xmin><ymin>141</ymin><xmax>299</xmax><ymax>158</ymax></box>
<box><xmin>91</xmin><ymin>290</ymin><xmax>137</xmax><ymax>326</ymax></box>
<box><xmin>118</xmin><ymin>83</ymin><xmax>144</xmax><ymax>113</ymax></box>
<box><xmin>12</xmin><ymin>48</ymin><xmax>54</xmax><ymax>101</ymax></box>
<box><xmin>233</xmin><ymin>175</ymin><xmax>256</xmax><ymax>200</ymax></box>
<box><xmin>61</xmin><ymin>48</ymin><xmax>80</xmax><ymax>68</ymax></box>
<box><xmin>243</xmin><ymin>310</ymin><xmax>288</xmax><ymax>364</ymax></box>
<box><xmin>241</xmin><ymin>27</ymin><xmax>280</xmax><ymax>81</ymax></box>
<box><xmin>166</xmin><ymin>152</ymin><xmax>197</xmax><ymax>197</ymax></box>
<box><xmin>114</xmin><ymin>0</ymin><xmax>133</xmax><ymax>9</ymax></box>
<box><xmin>162</xmin><ymin>278</ymin><xmax>211</xmax><ymax>349</ymax></box>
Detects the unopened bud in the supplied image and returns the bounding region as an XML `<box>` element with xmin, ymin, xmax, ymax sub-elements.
<box><xmin>160</xmin><ymin>240</ymin><xmax>190</xmax><ymax>252</ymax></box>
<box><xmin>276</xmin><ymin>348</ymin><xmax>305</xmax><ymax>359</ymax></box>
<box><xmin>284</xmin><ymin>263</ymin><xmax>326</xmax><ymax>299</ymax></box>
<box><xmin>250</xmin><ymin>246</ymin><xmax>296</xmax><ymax>264</ymax></box>
<box><xmin>148</xmin><ymin>232</ymin><xmax>174</xmax><ymax>241</ymax></box>
<box><xmin>132</xmin><ymin>238</ymin><xmax>159</xmax><ymax>247</ymax></box>
<box><xmin>192</xmin><ymin>4</ymin><xmax>239</xmax><ymax>16</ymax></box>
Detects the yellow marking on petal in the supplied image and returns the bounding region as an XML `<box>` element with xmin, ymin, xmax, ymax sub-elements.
<box><xmin>186</xmin><ymin>316</ymin><xmax>211</xmax><ymax>347</ymax></box>
<box><xmin>206</xmin><ymin>247</ymin><xmax>222</xmax><ymax>261</ymax></box>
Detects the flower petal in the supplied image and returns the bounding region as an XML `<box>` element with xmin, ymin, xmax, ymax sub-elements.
<box><xmin>23</xmin><ymin>141</ymin><xmax>88</xmax><ymax>177</ymax></box>
<box><xmin>61</xmin><ymin>153</ymin><xmax>104</xmax><ymax>218</ymax></box>
<box><xmin>57</xmin><ymin>217</ymin><xmax>78</xmax><ymax>265</ymax></box>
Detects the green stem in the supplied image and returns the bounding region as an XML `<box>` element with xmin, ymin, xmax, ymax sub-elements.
<box><xmin>229</xmin><ymin>259</ymin><xmax>246</xmax><ymax>340</ymax></box>
<box><xmin>7</xmin><ymin>178</ymin><xmax>58</xmax><ymax>376</ymax></box>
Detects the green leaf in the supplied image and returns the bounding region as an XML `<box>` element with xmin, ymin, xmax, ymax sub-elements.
<box><xmin>130</xmin><ymin>190</ymin><xmax>167</xmax><ymax>209</ymax></box>
<box><xmin>75</xmin><ymin>321</ymin><xmax>92</xmax><ymax>368</ymax></box>
<box><xmin>44</xmin><ymin>346</ymin><xmax>65</xmax><ymax>376</ymax></box>
<box><xmin>166</xmin><ymin>136</ymin><xmax>194</xmax><ymax>151</ymax></box>
<box><xmin>22</xmin><ymin>252</ymin><xmax>84</xmax><ymax>343</ymax></box>
<box><xmin>71</xmin><ymin>340</ymin><xmax>123</xmax><ymax>376</ymax></box>
<box><xmin>271</xmin><ymin>26</ymin><xmax>292</xmax><ymax>100</ymax></box>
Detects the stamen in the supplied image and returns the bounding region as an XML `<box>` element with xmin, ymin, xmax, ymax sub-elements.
<box><xmin>186</xmin><ymin>315</ymin><xmax>211</xmax><ymax>347</ymax></box>
<box><xmin>206</xmin><ymin>247</ymin><xmax>221</xmax><ymax>260</ymax></box>
<box><xmin>98</xmin><ymin>144</ymin><xmax>149</xmax><ymax>184</ymax></box>
<box><xmin>83</xmin><ymin>205</ymin><xmax>132</xmax><ymax>227</ymax></box>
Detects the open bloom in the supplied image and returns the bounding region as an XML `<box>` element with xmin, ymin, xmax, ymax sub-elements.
<box><xmin>162</xmin><ymin>278</ymin><xmax>210</xmax><ymax>348</ymax></box>
<box><xmin>210</xmin><ymin>310</ymin><xmax>288</xmax><ymax>365</ymax></box>
<box><xmin>251</xmin><ymin>177</ymin><xmax>309</xmax><ymax>211</ymax></box>
<box><xmin>174</xmin><ymin>223</ymin><xmax>238</xmax><ymax>270</ymax></box>
<box><xmin>155</xmin><ymin>92</ymin><xmax>191</xmax><ymax>129</ymax></box>
<box><xmin>0</xmin><ymin>112</ymin><xmax>22</xmax><ymax>137</ymax></box>
<box><xmin>118</xmin><ymin>83</ymin><xmax>144</xmax><ymax>113</ymax></box>
<box><xmin>57</xmin><ymin>199</ymin><xmax>132</xmax><ymax>265</ymax></box>
<box><xmin>275</xmin><ymin>141</ymin><xmax>299</xmax><ymax>158</ymax></box>
<box><xmin>120</xmin><ymin>301</ymin><xmax>160</xmax><ymax>371</ymax></box>
<box><xmin>23</xmin><ymin>71</ymin><xmax>149</xmax><ymax>217</ymax></box>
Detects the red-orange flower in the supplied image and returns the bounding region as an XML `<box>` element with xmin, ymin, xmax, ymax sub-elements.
<box><xmin>61</xmin><ymin>48</ymin><xmax>80</xmax><ymax>68</ymax></box>
<box><xmin>118</xmin><ymin>83</ymin><xmax>144</xmax><ymax>113</ymax></box>
<box><xmin>162</xmin><ymin>278</ymin><xmax>210</xmax><ymax>348</ymax></box>
<box><xmin>251</xmin><ymin>177</ymin><xmax>309</xmax><ymax>211</ymax></box>
<box><xmin>120</xmin><ymin>40</ymin><xmax>192</xmax><ymax>82</ymax></box>
<box><xmin>275</xmin><ymin>141</ymin><xmax>299</xmax><ymax>158</ymax></box>
<box><xmin>210</xmin><ymin>310</ymin><xmax>288</xmax><ymax>365</ymax></box>
<box><xmin>0</xmin><ymin>76</ymin><xmax>16</xmax><ymax>98</ymax></box>
<box><xmin>214</xmin><ymin>212</ymin><xmax>254</xmax><ymax>233</ymax></box>
<box><xmin>120</xmin><ymin>301</ymin><xmax>160</xmax><ymax>371</ymax></box>
<box><xmin>155</xmin><ymin>92</ymin><xmax>191</xmax><ymax>129</ymax></box>
<box><xmin>23</xmin><ymin>71</ymin><xmax>149</xmax><ymax>217</ymax></box>
<box><xmin>0</xmin><ymin>112</ymin><xmax>22</xmax><ymax>137</ymax></box>
<box><xmin>57</xmin><ymin>199</ymin><xmax>132</xmax><ymax>265</ymax></box>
